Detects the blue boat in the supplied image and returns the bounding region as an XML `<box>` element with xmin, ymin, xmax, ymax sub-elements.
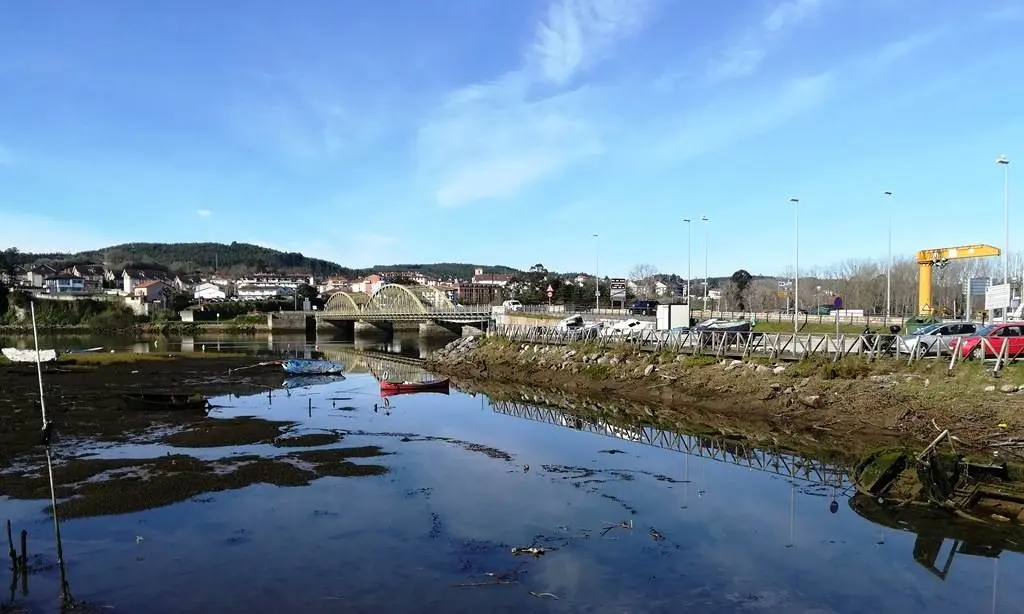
<box><xmin>281</xmin><ymin>358</ymin><xmax>345</xmax><ymax>375</ymax></box>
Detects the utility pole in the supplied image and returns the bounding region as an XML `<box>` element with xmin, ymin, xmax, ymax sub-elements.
<box><xmin>790</xmin><ymin>198</ymin><xmax>799</xmax><ymax>335</ymax></box>
<box><xmin>884</xmin><ymin>191</ymin><xmax>893</xmax><ymax>325</ymax></box>
<box><xmin>701</xmin><ymin>216</ymin><xmax>709</xmax><ymax>313</ymax></box>
<box><xmin>684</xmin><ymin>218</ymin><xmax>692</xmax><ymax>304</ymax></box>
<box><xmin>593</xmin><ymin>234</ymin><xmax>599</xmax><ymax>312</ymax></box>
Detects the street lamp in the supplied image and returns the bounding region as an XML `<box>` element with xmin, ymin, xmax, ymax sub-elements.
<box><xmin>593</xmin><ymin>233</ymin><xmax>599</xmax><ymax>312</ymax></box>
<box><xmin>790</xmin><ymin>198</ymin><xmax>799</xmax><ymax>335</ymax></box>
<box><xmin>683</xmin><ymin>218</ymin><xmax>692</xmax><ymax>304</ymax></box>
<box><xmin>884</xmin><ymin>191</ymin><xmax>893</xmax><ymax>325</ymax></box>
<box><xmin>998</xmin><ymin>154</ymin><xmax>1010</xmax><ymax>286</ymax></box>
<box><xmin>701</xmin><ymin>216</ymin><xmax>709</xmax><ymax>312</ymax></box>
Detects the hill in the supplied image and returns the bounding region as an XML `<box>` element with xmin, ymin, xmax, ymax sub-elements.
<box><xmin>1</xmin><ymin>243</ymin><xmax>522</xmax><ymax>280</ymax></box>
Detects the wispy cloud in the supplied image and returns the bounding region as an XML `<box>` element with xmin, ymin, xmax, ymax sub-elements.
<box><xmin>416</xmin><ymin>0</ymin><xmax>655</xmax><ymax>207</ymax></box>
<box><xmin>708</xmin><ymin>0</ymin><xmax>829</xmax><ymax>82</ymax></box>
<box><xmin>196</xmin><ymin>208</ymin><xmax>212</xmax><ymax>218</ymax></box>
<box><xmin>985</xmin><ymin>3</ymin><xmax>1024</xmax><ymax>22</ymax></box>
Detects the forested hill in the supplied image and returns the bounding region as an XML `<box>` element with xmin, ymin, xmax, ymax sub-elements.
<box><xmin>2</xmin><ymin>243</ymin><xmax>521</xmax><ymax>280</ymax></box>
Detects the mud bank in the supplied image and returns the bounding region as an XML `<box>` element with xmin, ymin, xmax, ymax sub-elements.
<box><xmin>427</xmin><ymin>337</ymin><xmax>1024</xmax><ymax>457</ymax></box>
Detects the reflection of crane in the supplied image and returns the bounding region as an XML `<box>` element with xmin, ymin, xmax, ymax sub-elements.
<box><xmin>917</xmin><ymin>244</ymin><xmax>1000</xmax><ymax>316</ymax></box>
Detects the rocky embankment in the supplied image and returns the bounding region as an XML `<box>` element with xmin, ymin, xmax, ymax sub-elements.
<box><xmin>427</xmin><ymin>336</ymin><xmax>1024</xmax><ymax>457</ymax></box>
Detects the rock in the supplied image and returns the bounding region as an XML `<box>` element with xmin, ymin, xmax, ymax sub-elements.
<box><xmin>643</xmin><ymin>364</ymin><xmax>657</xmax><ymax>376</ymax></box>
<box><xmin>755</xmin><ymin>365</ymin><xmax>771</xmax><ymax>374</ymax></box>
<box><xmin>1000</xmin><ymin>384</ymin><xmax>1019</xmax><ymax>393</ymax></box>
<box><xmin>770</xmin><ymin>382</ymin><xmax>782</xmax><ymax>390</ymax></box>
<box><xmin>773</xmin><ymin>365</ymin><xmax>786</xmax><ymax>375</ymax></box>
<box><xmin>724</xmin><ymin>362</ymin><xmax>741</xmax><ymax>372</ymax></box>
<box><xmin>983</xmin><ymin>385</ymin><xmax>997</xmax><ymax>392</ymax></box>
<box><xmin>598</xmin><ymin>357</ymin><xmax>610</xmax><ymax>365</ymax></box>
<box><xmin>799</xmin><ymin>395</ymin><xmax>823</xmax><ymax>408</ymax></box>
<box><xmin>783</xmin><ymin>387</ymin><xmax>794</xmax><ymax>395</ymax></box>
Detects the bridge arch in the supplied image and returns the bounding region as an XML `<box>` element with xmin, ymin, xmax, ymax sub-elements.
<box><xmin>363</xmin><ymin>283</ymin><xmax>454</xmax><ymax>315</ymax></box>
<box><xmin>324</xmin><ymin>291</ymin><xmax>365</xmax><ymax>314</ymax></box>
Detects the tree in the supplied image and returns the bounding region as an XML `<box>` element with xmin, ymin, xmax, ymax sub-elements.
<box><xmin>295</xmin><ymin>283</ymin><xmax>319</xmax><ymax>301</ymax></box>
<box><xmin>729</xmin><ymin>269</ymin><xmax>753</xmax><ymax>311</ymax></box>
<box><xmin>629</xmin><ymin>264</ymin><xmax>658</xmax><ymax>298</ymax></box>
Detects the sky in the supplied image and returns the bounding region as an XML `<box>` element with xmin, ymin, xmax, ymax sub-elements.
<box><xmin>0</xmin><ymin>0</ymin><xmax>1022</xmax><ymax>279</ymax></box>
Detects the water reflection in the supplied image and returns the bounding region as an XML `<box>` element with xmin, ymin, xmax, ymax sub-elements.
<box><xmin>3</xmin><ymin>334</ymin><xmax>1024</xmax><ymax>612</ymax></box>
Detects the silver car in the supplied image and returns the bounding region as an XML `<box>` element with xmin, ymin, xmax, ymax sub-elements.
<box><xmin>900</xmin><ymin>321</ymin><xmax>980</xmax><ymax>355</ymax></box>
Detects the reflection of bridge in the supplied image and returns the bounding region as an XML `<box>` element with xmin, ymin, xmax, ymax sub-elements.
<box><xmin>318</xmin><ymin>284</ymin><xmax>492</xmax><ymax>328</ymax></box>
<box><xmin>316</xmin><ymin>346</ymin><xmax>432</xmax><ymax>384</ymax></box>
<box><xmin>491</xmin><ymin>400</ymin><xmax>852</xmax><ymax>492</ymax></box>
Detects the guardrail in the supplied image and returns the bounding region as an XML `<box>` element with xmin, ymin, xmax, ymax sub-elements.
<box><xmin>502</xmin><ymin>304</ymin><xmax>912</xmax><ymax>326</ymax></box>
<box><xmin>317</xmin><ymin>308</ymin><xmax>493</xmax><ymax>321</ymax></box>
<box><xmin>491</xmin><ymin>324</ymin><xmax>1024</xmax><ymax>370</ymax></box>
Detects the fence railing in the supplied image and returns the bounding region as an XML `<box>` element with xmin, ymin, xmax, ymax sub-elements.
<box><xmin>501</xmin><ymin>304</ymin><xmax>911</xmax><ymax>326</ymax></box>
<box><xmin>490</xmin><ymin>324</ymin><xmax>1024</xmax><ymax>371</ymax></box>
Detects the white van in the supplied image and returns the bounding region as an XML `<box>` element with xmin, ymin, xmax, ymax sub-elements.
<box><xmin>502</xmin><ymin>299</ymin><xmax>524</xmax><ymax>312</ymax></box>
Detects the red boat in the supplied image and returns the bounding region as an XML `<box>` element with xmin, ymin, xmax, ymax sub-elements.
<box><xmin>379</xmin><ymin>377</ymin><xmax>451</xmax><ymax>397</ymax></box>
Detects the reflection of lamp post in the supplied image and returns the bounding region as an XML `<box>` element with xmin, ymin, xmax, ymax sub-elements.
<box><xmin>787</xmin><ymin>482</ymin><xmax>795</xmax><ymax>548</ymax></box>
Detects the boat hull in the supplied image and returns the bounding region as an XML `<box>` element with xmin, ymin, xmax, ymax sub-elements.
<box><xmin>281</xmin><ymin>359</ymin><xmax>345</xmax><ymax>375</ymax></box>
<box><xmin>379</xmin><ymin>378</ymin><xmax>451</xmax><ymax>397</ymax></box>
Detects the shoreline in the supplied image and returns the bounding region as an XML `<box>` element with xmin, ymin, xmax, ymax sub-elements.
<box><xmin>426</xmin><ymin>336</ymin><xmax>1024</xmax><ymax>458</ymax></box>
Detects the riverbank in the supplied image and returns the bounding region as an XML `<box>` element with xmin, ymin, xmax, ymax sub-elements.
<box><xmin>427</xmin><ymin>336</ymin><xmax>1024</xmax><ymax>457</ymax></box>
<box><xmin>0</xmin><ymin>321</ymin><xmax>273</xmax><ymax>336</ymax></box>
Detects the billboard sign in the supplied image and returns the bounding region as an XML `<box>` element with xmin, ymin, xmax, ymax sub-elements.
<box><xmin>985</xmin><ymin>283</ymin><xmax>1012</xmax><ymax>310</ymax></box>
<box><xmin>609</xmin><ymin>278</ymin><xmax>627</xmax><ymax>299</ymax></box>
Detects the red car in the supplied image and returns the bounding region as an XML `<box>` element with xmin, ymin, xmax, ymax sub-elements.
<box><xmin>952</xmin><ymin>322</ymin><xmax>1024</xmax><ymax>359</ymax></box>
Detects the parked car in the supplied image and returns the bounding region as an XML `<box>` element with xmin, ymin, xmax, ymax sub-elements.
<box><xmin>629</xmin><ymin>300</ymin><xmax>659</xmax><ymax>316</ymax></box>
<box><xmin>502</xmin><ymin>299</ymin><xmax>523</xmax><ymax>312</ymax></box>
<box><xmin>901</xmin><ymin>321</ymin><xmax>979</xmax><ymax>355</ymax></box>
<box><xmin>951</xmin><ymin>322</ymin><xmax>1024</xmax><ymax>359</ymax></box>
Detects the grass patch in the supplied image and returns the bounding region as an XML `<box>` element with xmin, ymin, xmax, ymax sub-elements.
<box><xmin>755</xmin><ymin>321</ymin><xmax>868</xmax><ymax>335</ymax></box>
<box><xmin>58</xmin><ymin>351</ymin><xmax>248</xmax><ymax>365</ymax></box>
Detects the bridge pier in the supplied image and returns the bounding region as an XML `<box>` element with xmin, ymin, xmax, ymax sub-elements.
<box><xmin>419</xmin><ymin>320</ymin><xmax>461</xmax><ymax>338</ymax></box>
<box><xmin>318</xmin><ymin>319</ymin><xmax>354</xmax><ymax>342</ymax></box>
<box><xmin>355</xmin><ymin>320</ymin><xmax>393</xmax><ymax>335</ymax></box>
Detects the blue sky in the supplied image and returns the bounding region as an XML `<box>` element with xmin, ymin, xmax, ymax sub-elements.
<box><xmin>0</xmin><ymin>0</ymin><xmax>1021</xmax><ymax>278</ymax></box>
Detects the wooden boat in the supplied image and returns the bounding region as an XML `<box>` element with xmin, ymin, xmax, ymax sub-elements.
<box><xmin>122</xmin><ymin>392</ymin><xmax>210</xmax><ymax>411</ymax></box>
<box><xmin>379</xmin><ymin>377</ymin><xmax>451</xmax><ymax>397</ymax></box>
<box><xmin>281</xmin><ymin>358</ymin><xmax>344</xmax><ymax>375</ymax></box>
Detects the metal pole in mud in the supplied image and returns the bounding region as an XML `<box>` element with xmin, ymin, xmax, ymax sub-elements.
<box><xmin>29</xmin><ymin>302</ymin><xmax>49</xmax><ymax>429</ymax></box>
<box><xmin>45</xmin><ymin>447</ymin><xmax>72</xmax><ymax>604</ymax></box>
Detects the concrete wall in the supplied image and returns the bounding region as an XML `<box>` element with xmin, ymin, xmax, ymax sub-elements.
<box><xmin>266</xmin><ymin>312</ymin><xmax>313</xmax><ymax>333</ymax></box>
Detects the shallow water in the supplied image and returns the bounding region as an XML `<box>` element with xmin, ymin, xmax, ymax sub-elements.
<box><xmin>2</xmin><ymin>340</ymin><xmax>1022</xmax><ymax>613</ymax></box>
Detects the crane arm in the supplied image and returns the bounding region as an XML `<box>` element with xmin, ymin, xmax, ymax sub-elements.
<box><xmin>916</xmin><ymin>244</ymin><xmax>1000</xmax><ymax>264</ymax></box>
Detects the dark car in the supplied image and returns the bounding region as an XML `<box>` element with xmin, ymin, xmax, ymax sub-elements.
<box><xmin>629</xmin><ymin>300</ymin><xmax>659</xmax><ymax>316</ymax></box>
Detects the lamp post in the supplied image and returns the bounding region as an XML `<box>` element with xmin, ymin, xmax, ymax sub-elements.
<box><xmin>701</xmin><ymin>216</ymin><xmax>709</xmax><ymax>313</ymax></box>
<box><xmin>684</xmin><ymin>218</ymin><xmax>692</xmax><ymax>304</ymax></box>
<box><xmin>998</xmin><ymin>154</ymin><xmax>1010</xmax><ymax>287</ymax></box>
<box><xmin>884</xmin><ymin>191</ymin><xmax>893</xmax><ymax>325</ymax></box>
<box><xmin>593</xmin><ymin>233</ymin><xmax>599</xmax><ymax>312</ymax></box>
<box><xmin>790</xmin><ymin>198</ymin><xmax>799</xmax><ymax>335</ymax></box>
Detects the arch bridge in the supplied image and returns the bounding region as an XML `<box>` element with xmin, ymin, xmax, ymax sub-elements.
<box><xmin>319</xmin><ymin>284</ymin><xmax>493</xmax><ymax>325</ymax></box>
<box><xmin>490</xmin><ymin>399</ymin><xmax>852</xmax><ymax>494</ymax></box>
<box><xmin>315</xmin><ymin>346</ymin><xmax>432</xmax><ymax>385</ymax></box>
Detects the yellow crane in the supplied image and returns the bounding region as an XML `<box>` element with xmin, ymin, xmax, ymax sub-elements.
<box><xmin>917</xmin><ymin>244</ymin><xmax>1001</xmax><ymax>316</ymax></box>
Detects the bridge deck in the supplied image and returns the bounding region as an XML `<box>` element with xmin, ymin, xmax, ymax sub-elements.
<box><xmin>317</xmin><ymin>308</ymin><xmax>492</xmax><ymax>322</ymax></box>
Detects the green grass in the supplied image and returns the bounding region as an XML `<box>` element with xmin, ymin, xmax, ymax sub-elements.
<box><xmin>754</xmin><ymin>321</ymin><xmax>868</xmax><ymax>335</ymax></box>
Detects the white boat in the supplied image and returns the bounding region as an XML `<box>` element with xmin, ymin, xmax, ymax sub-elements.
<box><xmin>2</xmin><ymin>347</ymin><xmax>57</xmax><ymax>363</ymax></box>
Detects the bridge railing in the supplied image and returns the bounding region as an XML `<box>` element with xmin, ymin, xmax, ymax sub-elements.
<box><xmin>490</xmin><ymin>324</ymin><xmax>1015</xmax><ymax>369</ymax></box>
<box><xmin>491</xmin><ymin>400</ymin><xmax>851</xmax><ymax>492</ymax></box>
<box><xmin>317</xmin><ymin>307</ymin><xmax>493</xmax><ymax>319</ymax></box>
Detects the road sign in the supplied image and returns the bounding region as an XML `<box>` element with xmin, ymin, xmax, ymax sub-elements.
<box><xmin>833</xmin><ymin>296</ymin><xmax>843</xmax><ymax>309</ymax></box>
<box><xmin>985</xmin><ymin>283</ymin><xmax>1012</xmax><ymax>310</ymax></box>
<box><xmin>609</xmin><ymin>278</ymin><xmax>627</xmax><ymax>299</ymax></box>
<box><xmin>546</xmin><ymin>289</ymin><xmax>553</xmax><ymax>298</ymax></box>
<box><xmin>964</xmin><ymin>277</ymin><xmax>991</xmax><ymax>296</ymax></box>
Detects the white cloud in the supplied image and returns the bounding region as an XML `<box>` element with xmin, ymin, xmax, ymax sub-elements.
<box><xmin>708</xmin><ymin>0</ymin><xmax>829</xmax><ymax>82</ymax></box>
<box><xmin>416</xmin><ymin>0</ymin><xmax>654</xmax><ymax>207</ymax></box>
<box><xmin>0</xmin><ymin>213</ymin><xmax>118</xmax><ymax>253</ymax></box>
<box><xmin>196</xmin><ymin>208</ymin><xmax>212</xmax><ymax>218</ymax></box>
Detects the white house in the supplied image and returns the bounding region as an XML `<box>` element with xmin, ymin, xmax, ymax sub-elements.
<box><xmin>123</xmin><ymin>268</ymin><xmax>170</xmax><ymax>294</ymax></box>
<box><xmin>44</xmin><ymin>274</ymin><xmax>87</xmax><ymax>293</ymax></box>
<box><xmin>194</xmin><ymin>282</ymin><xmax>227</xmax><ymax>300</ymax></box>
<box><xmin>236</xmin><ymin>284</ymin><xmax>294</xmax><ymax>301</ymax></box>
<box><xmin>25</xmin><ymin>265</ymin><xmax>57</xmax><ymax>287</ymax></box>
<box><xmin>133</xmin><ymin>279</ymin><xmax>171</xmax><ymax>303</ymax></box>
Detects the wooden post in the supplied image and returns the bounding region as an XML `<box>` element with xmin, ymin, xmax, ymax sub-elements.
<box><xmin>5</xmin><ymin>519</ymin><xmax>15</xmax><ymax>572</ymax></box>
<box><xmin>18</xmin><ymin>530</ymin><xmax>26</xmax><ymax>574</ymax></box>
